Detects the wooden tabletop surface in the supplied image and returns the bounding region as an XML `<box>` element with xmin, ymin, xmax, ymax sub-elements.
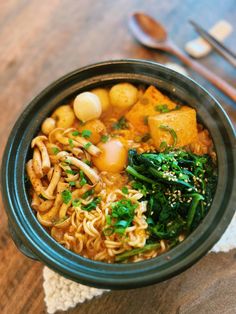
<box><xmin>0</xmin><ymin>1</ymin><xmax>235</xmax><ymax>313</ymax></box>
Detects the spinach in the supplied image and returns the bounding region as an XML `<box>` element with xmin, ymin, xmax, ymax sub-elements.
<box><xmin>115</xmin><ymin>243</ymin><xmax>160</xmax><ymax>262</ymax></box>
<box><xmin>81</xmin><ymin>197</ymin><xmax>101</xmax><ymax>211</ymax></box>
<box><xmin>126</xmin><ymin>149</ymin><xmax>217</xmax><ymax>241</ymax></box>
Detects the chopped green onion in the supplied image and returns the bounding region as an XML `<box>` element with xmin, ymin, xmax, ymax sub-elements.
<box><xmin>106</xmin><ymin>215</ymin><xmax>111</xmax><ymax>225</ymax></box>
<box><xmin>103</xmin><ymin>227</ymin><xmax>114</xmax><ymax>236</ymax></box>
<box><xmin>61</xmin><ymin>190</ymin><xmax>72</xmax><ymax>204</ymax></box>
<box><xmin>81</xmin><ymin>130</ymin><xmax>92</xmax><ymax>138</ymax></box>
<box><xmin>66</xmin><ymin>169</ymin><xmax>77</xmax><ymax>175</ymax></box>
<box><xmin>83</xmin><ymin>142</ymin><xmax>92</xmax><ymax>150</ymax></box>
<box><xmin>159</xmin><ymin>125</ymin><xmax>177</xmax><ymax>147</ymax></box>
<box><xmin>72</xmin><ymin>130</ymin><xmax>80</xmax><ymax>136</ymax></box>
<box><xmin>72</xmin><ymin>199</ymin><xmax>81</xmax><ymax>207</ymax></box>
<box><xmin>121</xmin><ymin>186</ymin><xmax>129</xmax><ymax>195</ymax></box>
<box><xmin>82</xmin><ymin>189</ymin><xmax>94</xmax><ymax>199</ymax></box>
<box><xmin>52</xmin><ymin>147</ymin><xmax>60</xmax><ymax>155</ymax></box>
<box><xmin>68</xmin><ymin>138</ymin><xmax>74</xmax><ymax>148</ymax></box>
<box><xmin>160</xmin><ymin>141</ymin><xmax>168</xmax><ymax>151</ymax></box>
<box><xmin>101</xmin><ymin>135</ymin><xmax>109</xmax><ymax>143</ymax></box>
<box><xmin>81</xmin><ymin>197</ymin><xmax>101</xmax><ymax>211</ymax></box>
<box><xmin>155</xmin><ymin>104</ymin><xmax>170</xmax><ymax>113</ymax></box>
<box><xmin>82</xmin><ymin>159</ymin><xmax>91</xmax><ymax>166</ymax></box>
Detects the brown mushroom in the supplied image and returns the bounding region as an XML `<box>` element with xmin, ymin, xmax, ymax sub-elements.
<box><xmin>32</xmin><ymin>147</ymin><xmax>44</xmax><ymax>178</ymax></box>
<box><xmin>64</xmin><ymin>129</ymin><xmax>101</xmax><ymax>157</ymax></box>
<box><xmin>59</xmin><ymin>162</ymin><xmax>79</xmax><ymax>183</ymax></box>
<box><xmin>54</xmin><ymin>217</ymin><xmax>71</xmax><ymax>229</ymax></box>
<box><xmin>31</xmin><ymin>135</ymin><xmax>51</xmax><ymax>174</ymax></box>
<box><xmin>49</xmin><ymin>128</ymin><xmax>80</xmax><ymax>147</ymax></box>
<box><xmin>31</xmin><ymin>192</ymin><xmax>41</xmax><ymax>211</ymax></box>
<box><xmin>41</xmin><ymin>164</ymin><xmax>62</xmax><ymax>200</ymax></box>
<box><xmin>51</xmin><ymin>227</ymin><xmax>64</xmax><ymax>242</ymax></box>
<box><xmin>26</xmin><ymin>160</ymin><xmax>43</xmax><ymax>195</ymax></box>
<box><xmin>47</xmin><ymin>167</ymin><xmax>54</xmax><ymax>181</ymax></box>
<box><xmin>37</xmin><ymin>181</ymin><xmax>68</xmax><ymax>226</ymax></box>
<box><xmin>59</xmin><ymin>155</ymin><xmax>100</xmax><ymax>185</ymax></box>
<box><xmin>38</xmin><ymin>200</ymin><xmax>54</xmax><ymax>212</ymax></box>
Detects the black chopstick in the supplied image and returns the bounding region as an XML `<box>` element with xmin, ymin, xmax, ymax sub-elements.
<box><xmin>189</xmin><ymin>20</ymin><xmax>236</xmax><ymax>67</ymax></box>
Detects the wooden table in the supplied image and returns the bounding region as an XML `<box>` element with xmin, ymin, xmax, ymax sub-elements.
<box><xmin>0</xmin><ymin>1</ymin><xmax>235</xmax><ymax>313</ymax></box>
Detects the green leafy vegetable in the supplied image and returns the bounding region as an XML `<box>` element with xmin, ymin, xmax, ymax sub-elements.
<box><xmin>61</xmin><ymin>190</ymin><xmax>72</xmax><ymax>204</ymax></box>
<box><xmin>69</xmin><ymin>181</ymin><xmax>76</xmax><ymax>187</ymax></box>
<box><xmin>115</xmin><ymin>243</ymin><xmax>160</xmax><ymax>262</ymax></box>
<box><xmin>126</xmin><ymin>149</ymin><xmax>217</xmax><ymax>241</ymax></box>
<box><xmin>131</xmin><ymin>181</ymin><xmax>147</xmax><ymax>196</ymax></box>
<box><xmin>187</xmin><ymin>193</ymin><xmax>204</xmax><ymax>228</ymax></box>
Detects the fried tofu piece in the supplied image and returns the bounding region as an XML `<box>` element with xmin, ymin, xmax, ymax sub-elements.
<box><xmin>148</xmin><ymin>106</ymin><xmax>198</xmax><ymax>150</ymax></box>
<box><xmin>125</xmin><ymin>85</ymin><xmax>177</xmax><ymax>133</ymax></box>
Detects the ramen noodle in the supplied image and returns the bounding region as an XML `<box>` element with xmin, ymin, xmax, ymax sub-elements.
<box><xmin>26</xmin><ymin>83</ymin><xmax>217</xmax><ymax>263</ymax></box>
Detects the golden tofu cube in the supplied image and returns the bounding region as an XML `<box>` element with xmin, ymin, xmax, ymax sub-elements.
<box><xmin>148</xmin><ymin>106</ymin><xmax>198</xmax><ymax>150</ymax></box>
<box><xmin>125</xmin><ymin>85</ymin><xmax>177</xmax><ymax>134</ymax></box>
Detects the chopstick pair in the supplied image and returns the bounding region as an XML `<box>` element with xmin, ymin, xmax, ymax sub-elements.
<box><xmin>189</xmin><ymin>20</ymin><xmax>236</xmax><ymax>67</ymax></box>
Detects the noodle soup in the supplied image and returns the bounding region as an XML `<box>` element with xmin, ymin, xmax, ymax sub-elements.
<box><xmin>26</xmin><ymin>83</ymin><xmax>217</xmax><ymax>263</ymax></box>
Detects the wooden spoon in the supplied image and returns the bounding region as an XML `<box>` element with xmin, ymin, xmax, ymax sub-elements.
<box><xmin>129</xmin><ymin>12</ymin><xmax>236</xmax><ymax>102</ymax></box>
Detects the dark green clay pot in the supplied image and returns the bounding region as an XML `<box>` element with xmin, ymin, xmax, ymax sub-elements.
<box><xmin>1</xmin><ymin>60</ymin><xmax>236</xmax><ymax>289</ymax></box>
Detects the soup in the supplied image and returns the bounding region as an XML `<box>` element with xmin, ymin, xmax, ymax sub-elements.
<box><xmin>26</xmin><ymin>83</ymin><xmax>217</xmax><ymax>263</ymax></box>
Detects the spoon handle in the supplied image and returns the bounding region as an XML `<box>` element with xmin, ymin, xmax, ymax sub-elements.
<box><xmin>168</xmin><ymin>43</ymin><xmax>236</xmax><ymax>102</ymax></box>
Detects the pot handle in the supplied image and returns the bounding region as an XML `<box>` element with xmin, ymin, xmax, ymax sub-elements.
<box><xmin>8</xmin><ymin>222</ymin><xmax>38</xmax><ymax>260</ymax></box>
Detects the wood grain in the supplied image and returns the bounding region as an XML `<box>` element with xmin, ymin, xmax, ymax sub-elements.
<box><xmin>0</xmin><ymin>1</ymin><xmax>235</xmax><ymax>313</ymax></box>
